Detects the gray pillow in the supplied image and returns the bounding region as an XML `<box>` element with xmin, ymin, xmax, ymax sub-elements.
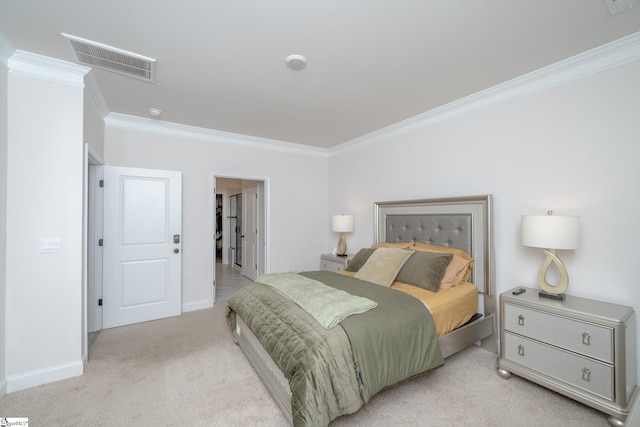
<box><xmin>395</xmin><ymin>251</ymin><xmax>453</xmax><ymax>292</ymax></box>
<box><xmin>346</xmin><ymin>248</ymin><xmax>376</xmax><ymax>272</ymax></box>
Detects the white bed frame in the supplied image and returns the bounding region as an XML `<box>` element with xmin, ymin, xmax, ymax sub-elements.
<box><xmin>232</xmin><ymin>195</ymin><xmax>497</xmax><ymax>425</ymax></box>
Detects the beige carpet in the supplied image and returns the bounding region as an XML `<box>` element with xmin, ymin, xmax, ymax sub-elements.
<box><xmin>0</xmin><ymin>304</ymin><xmax>609</xmax><ymax>426</ymax></box>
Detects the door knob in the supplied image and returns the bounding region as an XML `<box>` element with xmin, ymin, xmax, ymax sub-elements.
<box><xmin>174</xmin><ymin>248</ymin><xmax>180</xmax><ymax>253</ymax></box>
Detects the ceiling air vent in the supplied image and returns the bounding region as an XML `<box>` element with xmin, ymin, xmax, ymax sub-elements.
<box><xmin>62</xmin><ymin>33</ymin><xmax>156</xmax><ymax>82</ymax></box>
<box><xmin>603</xmin><ymin>0</ymin><xmax>640</xmax><ymax>15</ymax></box>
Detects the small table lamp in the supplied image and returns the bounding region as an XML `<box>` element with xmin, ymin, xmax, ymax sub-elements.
<box><xmin>522</xmin><ymin>211</ymin><xmax>580</xmax><ymax>301</ymax></box>
<box><xmin>332</xmin><ymin>214</ymin><xmax>354</xmax><ymax>257</ymax></box>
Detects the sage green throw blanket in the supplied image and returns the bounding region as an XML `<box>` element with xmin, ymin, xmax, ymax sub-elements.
<box><xmin>226</xmin><ymin>271</ymin><xmax>443</xmax><ymax>427</ymax></box>
<box><xmin>255</xmin><ymin>272</ymin><xmax>378</xmax><ymax>328</ymax></box>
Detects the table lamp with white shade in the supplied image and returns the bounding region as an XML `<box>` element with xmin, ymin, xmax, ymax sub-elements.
<box><xmin>521</xmin><ymin>211</ymin><xmax>580</xmax><ymax>301</ymax></box>
<box><xmin>332</xmin><ymin>214</ymin><xmax>354</xmax><ymax>257</ymax></box>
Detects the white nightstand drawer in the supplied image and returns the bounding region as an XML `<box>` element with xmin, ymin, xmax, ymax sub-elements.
<box><xmin>321</xmin><ymin>259</ymin><xmax>345</xmax><ymax>272</ymax></box>
<box><xmin>320</xmin><ymin>254</ymin><xmax>351</xmax><ymax>272</ymax></box>
<box><xmin>503</xmin><ymin>332</ymin><xmax>614</xmax><ymax>401</ymax></box>
<box><xmin>503</xmin><ymin>303</ymin><xmax>613</xmax><ymax>363</ymax></box>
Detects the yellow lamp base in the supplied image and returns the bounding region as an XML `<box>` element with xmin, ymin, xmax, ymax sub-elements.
<box><xmin>336</xmin><ymin>232</ymin><xmax>347</xmax><ymax>256</ymax></box>
<box><xmin>537</xmin><ymin>249</ymin><xmax>569</xmax><ymax>300</ymax></box>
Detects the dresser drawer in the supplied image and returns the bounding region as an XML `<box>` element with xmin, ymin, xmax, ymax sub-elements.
<box><xmin>503</xmin><ymin>303</ymin><xmax>613</xmax><ymax>363</ymax></box>
<box><xmin>503</xmin><ymin>332</ymin><xmax>614</xmax><ymax>401</ymax></box>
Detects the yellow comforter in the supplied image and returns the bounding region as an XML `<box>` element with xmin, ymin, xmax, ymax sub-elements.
<box><xmin>340</xmin><ymin>271</ymin><xmax>477</xmax><ymax>336</ymax></box>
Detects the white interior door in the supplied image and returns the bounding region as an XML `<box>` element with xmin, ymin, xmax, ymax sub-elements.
<box><xmin>241</xmin><ymin>185</ymin><xmax>258</xmax><ymax>280</ymax></box>
<box><xmin>103</xmin><ymin>166</ymin><xmax>182</xmax><ymax>329</ymax></box>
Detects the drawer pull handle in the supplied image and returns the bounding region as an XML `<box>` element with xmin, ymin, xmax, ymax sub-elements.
<box><xmin>582</xmin><ymin>367</ymin><xmax>591</xmax><ymax>382</ymax></box>
<box><xmin>582</xmin><ymin>332</ymin><xmax>591</xmax><ymax>345</ymax></box>
<box><xmin>518</xmin><ymin>344</ymin><xmax>525</xmax><ymax>356</ymax></box>
<box><xmin>517</xmin><ymin>314</ymin><xmax>525</xmax><ymax>326</ymax></box>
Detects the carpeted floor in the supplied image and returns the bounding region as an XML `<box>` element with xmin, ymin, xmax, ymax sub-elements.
<box><xmin>0</xmin><ymin>304</ymin><xmax>610</xmax><ymax>426</ymax></box>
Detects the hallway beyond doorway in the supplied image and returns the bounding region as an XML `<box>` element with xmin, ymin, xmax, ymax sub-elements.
<box><xmin>215</xmin><ymin>260</ymin><xmax>252</xmax><ymax>304</ymax></box>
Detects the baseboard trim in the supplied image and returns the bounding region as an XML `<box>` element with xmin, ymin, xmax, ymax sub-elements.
<box><xmin>182</xmin><ymin>298</ymin><xmax>212</xmax><ymax>313</ymax></box>
<box><xmin>0</xmin><ymin>376</ymin><xmax>7</xmax><ymax>399</ymax></box>
<box><xmin>6</xmin><ymin>360</ymin><xmax>84</xmax><ymax>393</ymax></box>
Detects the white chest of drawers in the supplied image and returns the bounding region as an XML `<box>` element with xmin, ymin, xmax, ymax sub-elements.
<box><xmin>497</xmin><ymin>287</ymin><xmax>637</xmax><ymax>426</ymax></box>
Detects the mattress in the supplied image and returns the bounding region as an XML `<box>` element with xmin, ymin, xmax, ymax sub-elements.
<box><xmin>339</xmin><ymin>271</ymin><xmax>477</xmax><ymax>337</ymax></box>
<box><xmin>391</xmin><ymin>281</ymin><xmax>477</xmax><ymax>336</ymax></box>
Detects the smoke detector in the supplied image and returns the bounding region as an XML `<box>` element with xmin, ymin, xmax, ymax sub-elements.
<box><xmin>285</xmin><ymin>54</ymin><xmax>307</xmax><ymax>70</ymax></box>
<box><xmin>62</xmin><ymin>33</ymin><xmax>156</xmax><ymax>82</ymax></box>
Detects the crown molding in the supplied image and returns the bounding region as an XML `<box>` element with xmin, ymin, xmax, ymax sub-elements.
<box><xmin>105</xmin><ymin>113</ymin><xmax>328</xmax><ymax>157</ymax></box>
<box><xmin>8</xmin><ymin>50</ymin><xmax>90</xmax><ymax>87</ymax></box>
<box><xmin>8</xmin><ymin>29</ymin><xmax>637</xmax><ymax>157</ymax></box>
<box><xmin>330</xmin><ymin>31</ymin><xmax>640</xmax><ymax>156</ymax></box>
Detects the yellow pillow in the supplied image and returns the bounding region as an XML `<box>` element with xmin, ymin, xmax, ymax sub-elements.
<box><xmin>371</xmin><ymin>242</ymin><xmax>412</xmax><ymax>249</ymax></box>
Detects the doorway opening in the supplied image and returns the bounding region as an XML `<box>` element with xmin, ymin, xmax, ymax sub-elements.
<box><xmin>211</xmin><ymin>173</ymin><xmax>268</xmax><ymax>305</ymax></box>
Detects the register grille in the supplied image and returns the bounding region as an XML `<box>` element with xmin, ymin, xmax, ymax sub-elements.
<box><xmin>62</xmin><ymin>33</ymin><xmax>156</xmax><ymax>82</ymax></box>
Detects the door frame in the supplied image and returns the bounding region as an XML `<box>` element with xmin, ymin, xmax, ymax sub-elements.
<box><xmin>210</xmin><ymin>172</ymin><xmax>269</xmax><ymax>305</ymax></box>
<box><xmin>84</xmin><ymin>144</ymin><xmax>104</xmax><ymax>353</ymax></box>
<box><xmin>87</xmin><ymin>163</ymin><xmax>104</xmax><ymax>333</ymax></box>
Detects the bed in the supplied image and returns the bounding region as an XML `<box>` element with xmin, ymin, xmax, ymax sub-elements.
<box><xmin>226</xmin><ymin>195</ymin><xmax>497</xmax><ymax>426</ymax></box>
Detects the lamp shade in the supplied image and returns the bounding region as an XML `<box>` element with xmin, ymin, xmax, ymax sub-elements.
<box><xmin>332</xmin><ymin>215</ymin><xmax>354</xmax><ymax>233</ymax></box>
<box><xmin>522</xmin><ymin>214</ymin><xmax>580</xmax><ymax>250</ymax></box>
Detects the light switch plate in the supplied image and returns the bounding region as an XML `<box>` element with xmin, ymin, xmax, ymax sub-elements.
<box><xmin>40</xmin><ymin>238</ymin><xmax>61</xmax><ymax>253</ymax></box>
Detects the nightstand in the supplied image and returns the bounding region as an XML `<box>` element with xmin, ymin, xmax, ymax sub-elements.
<box><xmin>497</xmin><ymin>287</ymin><xmax>638</xmax><ymax>426</ymax></box>
<box><xmin>320</xmin><ymin>253</ymin><xmax>351</xmax><ymax>272</ymax></box>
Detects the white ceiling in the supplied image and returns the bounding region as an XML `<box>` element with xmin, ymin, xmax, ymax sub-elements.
<box><xmin>2</xmin><ymin>1</ymin><xmax>640</xmax><ymax>148</ymax></box>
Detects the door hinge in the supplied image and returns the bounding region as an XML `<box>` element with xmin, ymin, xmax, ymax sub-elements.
<box><xmin>99</xmin><ymin>180</ymin><xmax>104</xmax><ymax>188</ymax></box>
<box><xmin>98</xmin><ymin>298</ymin><xmax>103</xmax><ymax>306</ymax></box>
<box><xmin>98</xmin><ymin>239</ymin><xmax>103</xmax><ymax>247</ymax></box>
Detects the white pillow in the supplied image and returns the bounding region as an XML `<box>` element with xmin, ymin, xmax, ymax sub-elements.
<box><xmin>354</xmin><ymin>248</ymin><xmax>414</xmax><ymax>287</ymax></box>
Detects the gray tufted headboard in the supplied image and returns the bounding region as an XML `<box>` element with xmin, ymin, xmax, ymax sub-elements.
<box><xmin>374</xmin><ymin>195</ymin><xmax>494</xmax><ymax>296</ymax></box>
